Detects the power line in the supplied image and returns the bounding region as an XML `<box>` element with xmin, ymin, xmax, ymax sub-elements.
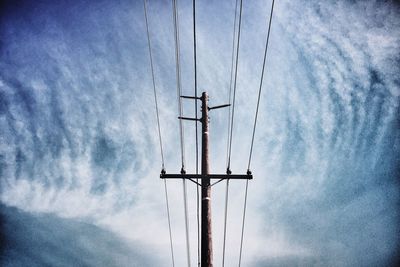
<box><xmin>222</xmin><ymin>179</ymin><xmax>230</xmax><ymax>267</ymax></box>
<box><xmin>239</xmin><ymin>1</ymin><xmax>275</xmax><ymax>265</ymax></box>
<box><xmin>155</xmin><ymin>0</ymin><xmax>273</xmax><ymax>264</ymax></box>
<box><xmin>143</xmin><ymin>0</ymin><xmax>165</xmax><ymax>170</ymax></box>
<box><xmin>183</xmin><ymin>179</ymin><xmax>191</xmax><ymax>267</ymax></box>
<box><xmin>238</xmin><ymin>180</ymin><xmax>249</xmax><ymax>267</ymax></box>
<box><xmin>247</xmin><ymin>0</ymin><xmax>275</xmax><ymax>171</ymax></box>
<box><xmin>172</xmin><ymin>0</ymin><xmax>191</xmax><ymax>265</ymax></box>
<box><xmin>193</xmin><ymin>0</ymin><xmax>199</xmax><ymax>176</ymax></box>
<box><xmin>143</xmin><ymin>1</ymin><xmax>174</xmax><ymax>266</ymax></box>
<box><xmin>227</xmin><ymin>0</ymin><xmax>243</xmax><ymax>171</ymax></box>
<box><xmin>172</xmin><ymin>0</ymin><xmax>186</xmax><ymax>170</ymax></box>
<box><xmin>222</xmin><ymin>0</ymin><xmax>239</xmax><ymax>265</ymax></box>
<box><xmin>226</xmin><ymin>0</ymin><xmax>239</xmax><ymax>171</ymax></box>
<box><xmin>192</xmin><ymin>0</ymin><xmax>200</xmax><ymax>266</ymax></box>
<box><xmin>164</xmin><ymin>180</ymin><xmax>176</xmax><ymax>267</ymax></box>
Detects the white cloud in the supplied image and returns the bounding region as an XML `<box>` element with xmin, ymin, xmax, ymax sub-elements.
<box><xmin>0</xmin><ymin>0</ymin><xmax>399</xmax><ymax>266</ymax></box>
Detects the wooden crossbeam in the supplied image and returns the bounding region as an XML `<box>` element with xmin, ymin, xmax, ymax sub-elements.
<box><xmin>160</xmin><ymin>174</ymin><xmax>253</xmax><ymax>180</ymax></box>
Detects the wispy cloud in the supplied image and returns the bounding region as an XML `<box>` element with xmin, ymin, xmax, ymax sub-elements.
<box><xmin>0</xmin><ymin>0</ymin><xmax>399</xmax><ymax>266</ymax></box>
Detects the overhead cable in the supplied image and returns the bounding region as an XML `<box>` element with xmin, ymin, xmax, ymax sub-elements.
<box><xmin>143</xmin><ymin>0</ymin><xmax>165</xmax><ymax>170</ymax></box>
<box><xmin>240</xmin><ymin>1</ymin><xmax>275</xmax><ymax>265</ymax></box>
<box><xmin>172</xmin><ymin>0</ymin><xmax>186</xmax><ymax>170</ymax></box>
<box><xmin>183</xmin><ymin>179</ymin><xmax>191</xmax><ymax>267</ymax></box>
<box><xmin>227</xmin><ymin>0</ymin><xmax>244</xmax><ymax>171</ymax></box>
<box><xmin>223</xmin><ymin>0</ymin><xmax>239</xmax><ymax>265</ymax></box>
<box><xmin>222</xmin><ymin>179</ymin><xmax>230</xmax><ymax>267</ymax></box>
<box><xmin>226</xmin><ymin>0</ymin><xmax>239</xmax><ymax>171</ymax></box>
<box><xmin>164</xmin><ymin>180</ymin><xmax>176</xmax><ymax>267</ymax></box>
<box><xmin>238</xmin><ymin>180</ymin><xmax>249</xmax><ymax>267</ymax></box>
<box><xmin>247</xmin><ymin>0</ymin><xmax>275</xmax><ymax>171</ymax></box>
<box><xmin>172</xmin><ymin>0</ymin><xmax>191</xmax><ymax>266</ymax></box>
<box><xmin>143</xmin><ymin>1</ymin><xmax>174</xmax><ymax>266</ymax></box>
<box><xmin>192</xmin><ymin>0</ymin><xmax>200</xmax><ymax>266</ymax></box>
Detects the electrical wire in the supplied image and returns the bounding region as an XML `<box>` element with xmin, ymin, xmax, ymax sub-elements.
<box><xmin>172</xmin><ymin>0</ymin><xmax>186</xmax><ymax>170</ymax></box>
<box><xmin>222</xmin><ymin>0</ymin><xmax>239</xmax><ymax>265</ymax></box>
<box><xmin>227</xmin><ymin>0</ymin><xmax>243</xmax><ymax>171</ymax></box>
<box><xmin>238</xmin><ymin>180</ymin><xmax>249</xmax><ymax>267</ymax></box>
<box><xmin>226</xmin><ymin>0</ymin><xmax>239</xmax><ymax>171</ymax></box>
<box><xmin>183</xmin><ymin>179</ymin><xmax>191</xmax><ymax>267</ymax></box>
<box><xmin>247</xmin><ymin>0</ymin><xmax>275</xmax><ymax>171</ymax></box>
<box><xmin>172</xmin><ymin>0</ymin><xmax>191</xmax><ymax>265</ymax></box>
<box><xmin>192</xmin><ymin>0</ymin><xmax>200</xmax><ymax>266</ymax></box>
<box><xmin>239</xmin><ymin>3</ymin><xmax>275</xmax><ymax>264</ymax></box>
<box><xmin>143</xmin><ymin>1</ymin><xmax>175</xmax><ymax>266</ymax></box>
<box><xmin>222</xmin><ymin>179</ymin><xmax>230</xmax><ymax>267</ymax></box>
<box><xmin>164</xmin><ymin>180</ymin><xmax>176</xmax><ymax>267</ymax></box>
<box><xmin>143</xmin><ymin>0</ymin><xmax>165</xmax><ymax>170</ymax></box>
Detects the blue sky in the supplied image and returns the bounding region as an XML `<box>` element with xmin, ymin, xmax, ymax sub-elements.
<box><xmin>0</xmin><ymin>0</ymin><xmax>399</xmax><ymax>266</ymax></box>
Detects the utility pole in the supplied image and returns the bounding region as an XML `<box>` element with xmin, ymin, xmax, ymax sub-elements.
<box><xmin>161</xmin><ymin>91</ymin><xmax>252</xmax><ymax>267</ymax></box>
<box><xmin>201</xmin><ymin>92</ymin><xmax>212</xmax><ymax>266</ymax></box>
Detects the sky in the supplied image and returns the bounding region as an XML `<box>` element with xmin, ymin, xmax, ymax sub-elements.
<box><xmin>0</xmin><ymin>0</ymin><xmax>399</xmax><ymax>266</ymax></box>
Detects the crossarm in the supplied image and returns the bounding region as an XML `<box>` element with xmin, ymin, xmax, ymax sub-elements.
<box><xmin>160</xmin><ymin>173</ymin><xmax>253</xmax><ymax>180</ymax></box>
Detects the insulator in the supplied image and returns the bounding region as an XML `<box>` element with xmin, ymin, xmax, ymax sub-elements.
<box><xmin>180</xmin><ymin>167</ymin><xmax>186</xmax><ymax>174</ymax></box>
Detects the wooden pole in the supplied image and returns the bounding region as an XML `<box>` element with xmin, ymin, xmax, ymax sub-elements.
<box><xmin>201</xmin><ymin>91</ymin><xmax>212</xmax><ymax>266</ymax></box>
<box><xmin>160</xmin><ymin>92</ymin><xmax>251</xmax><ymax>265</ymax></box>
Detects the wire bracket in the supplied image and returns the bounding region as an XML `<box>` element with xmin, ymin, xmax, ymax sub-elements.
<box><xmin>178</xmin><ymin>116</ymin><xmax>201</xmax><ymax>121</ymax></box>
<box><xmin>208</xmin><ymin>104</ymin><xmax>231</xmax><ymax>110</ymax></box>
<box><xmin>180</xmin><ymin>95</ymin><xmax>201</xmax><ymax>100</ymax></box>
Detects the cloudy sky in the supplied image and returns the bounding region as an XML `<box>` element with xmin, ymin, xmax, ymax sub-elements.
<box><xmin>0</xmin><ymin>0</ymin><xmax>399</xmax><ymax>266</ymax></box>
